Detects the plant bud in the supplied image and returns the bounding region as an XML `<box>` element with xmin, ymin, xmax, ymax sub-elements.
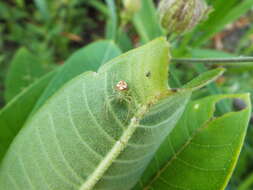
<box><xmin>123</xmin><ymin>0</ymin><xmax>141</xmax><ymax>14</ymax></box>
<box><xmin>158</xmin><ymin>0</ymin><xmax>209</xmax><ymax>34</ymax></box>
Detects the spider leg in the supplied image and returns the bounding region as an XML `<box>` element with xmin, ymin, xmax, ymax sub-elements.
<box><xmin>104</xmin><ymin>94</ymin><xmax>115</xmax><ymax>120</ymax></box>
<box><xmin>122</xmin><ymin>95</ymin><xmax>136</xmax><ymax>124</ymax></box>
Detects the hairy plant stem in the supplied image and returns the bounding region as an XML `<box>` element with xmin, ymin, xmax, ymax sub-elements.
<box><xmin>171</xmin><ymin>57</ymin><xmax>253</xmax><ymax>64</ymax></box>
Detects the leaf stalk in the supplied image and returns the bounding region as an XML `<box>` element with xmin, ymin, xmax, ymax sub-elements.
<box><xmin>171</xmin><ymin>57</ymin><xmax>253</xmax><ymax>64</ymax></box>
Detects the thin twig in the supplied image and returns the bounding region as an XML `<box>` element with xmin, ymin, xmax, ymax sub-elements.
<box><xmin>171</xmin><ymin>57</ymin><xmax>253</xmax><ymax>64</ymax></box>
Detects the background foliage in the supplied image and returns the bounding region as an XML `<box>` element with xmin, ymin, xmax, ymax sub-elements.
<box><xmin>0</xmin><ymin>0</ymin><xmax>253</xmax><ymax>189</ymax></box>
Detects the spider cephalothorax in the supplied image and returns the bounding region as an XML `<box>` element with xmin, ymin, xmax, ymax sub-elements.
<box><xmin>116</xmin><ymin>80</ymin><xmax>128</xmax><ymax>91</ymax></box>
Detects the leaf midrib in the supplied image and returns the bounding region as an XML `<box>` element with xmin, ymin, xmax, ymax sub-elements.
<box><xmin>79</xmin><ymin>104</ymin><xmax>149</xmax><ymax>190</ymax></box>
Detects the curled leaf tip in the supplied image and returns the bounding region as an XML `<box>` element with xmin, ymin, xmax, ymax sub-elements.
<box><xmin>182</xmin><ymin>67</ymin><xmax>226</xmax><ymax>91</ymax></box>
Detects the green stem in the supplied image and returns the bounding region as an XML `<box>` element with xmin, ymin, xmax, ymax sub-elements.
<box><xmin>171</xmin><ymin>57</ymin><xmax>253</xmax><ymax>64</ymax></box>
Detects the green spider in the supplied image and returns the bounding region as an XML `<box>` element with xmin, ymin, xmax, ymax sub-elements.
<box><xmin>105</xmin><ymin>80</ymin><xmax>135</xmax><ymax>124</ymax></box>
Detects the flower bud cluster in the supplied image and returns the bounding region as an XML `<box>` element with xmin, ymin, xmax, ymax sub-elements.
<box><xmin>158</xmin><ymin>0</ymin><xmax>209</xmax><ymax>34</ymax></box>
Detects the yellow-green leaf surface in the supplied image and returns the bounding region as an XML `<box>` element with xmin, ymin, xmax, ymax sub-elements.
<box><xmin>0</xmin><ymin>38</ymin><xmax>224</xmax><ymax>190</ymax></box>
<box><xmin>0</xmin><ymin>71</ymin><xmax>56</xmax><ymax>162</ymax></box>
<box><xmin>135</xmin><ymin>94</ymin><xmax>251</xmax><ymax>190</ymax></box>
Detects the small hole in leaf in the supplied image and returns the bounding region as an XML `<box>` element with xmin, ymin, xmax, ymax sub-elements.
<box><xmin>233</xmin><ymin>98</ymin><xmax>247</xmax><ymax>111</ymax></box>
<box><xmin>145</xmin><ymin>71</ymin><xmax>151</xmax><ymax>78</ymax></box>
<box><xmin>214</xmin><ymin>98</ymin><xmax>247</xmax><ymax>118</ymax></box>
<box><xmin>170</xmin><ymin>88</ymin><xmax>179</xmax><ymax>93</ymax></box>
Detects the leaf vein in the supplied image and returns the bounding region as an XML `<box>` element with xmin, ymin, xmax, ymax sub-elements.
<box><xmin>82</xmin><ymin>81</ymin><xmax>118</xmax><ymax>143</ymax></box>
<box><xmin>36</xmin><ymin>124</ymin><xmax>79</xmax><ymax>188</ymax></box>
<box><xmin>66</xmin><ymin>95</ymin><xmax>104</xmax><ymax>161</ymax></box>
<box><xmin>48</xmin><ymin>112</ymin><xmax>84</xmax><ymax>184</ymax></box>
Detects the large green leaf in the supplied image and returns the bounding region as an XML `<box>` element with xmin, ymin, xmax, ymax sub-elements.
<box><xmin>4</xmin><ymin>48</ymin><xmax>52</xmax><ymax>102</ymax></box>
<box><xmin>0</xmin><ymin>38</ymin><xmax>223</xmax><ymax>190</ymax></box>
<box><xmin>0</xmin><ymin>70</ymin><xmax>56</xmax><ymax>163</ymax></box>
<box><xmin>0</xmin><ymin>38</ymin><xmax>176</xmax><ymax>190</ymax></box>
<box><xmin>33</xmin><ymin>40</ymin><xmax>121</xmax><ymax>112</ymax></box>
<box><xmin>135</xmin><ymin>93</ymin><xmax>251</xmax><ymax>190</ymax></box>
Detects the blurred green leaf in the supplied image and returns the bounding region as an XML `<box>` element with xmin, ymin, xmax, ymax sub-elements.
<box><xmin>15</xmin><ymin>0</ymin><xmax>24</xmax><ymax>8</ymax></box>
<box><xmin>4</xmin><ymin>48</ymin><xmax>53</xmax><ymax>102</ymax></box>
<box><xmin>34</xmin><ymin>0</ymin><xmax>50</xmax><ymax>20</ymax></box>
<box><xmin>0</xmin><ymin>55</ymin><xmax>4</xmax><ymax>64</ymax></box>
<box><xmin>237</xmin><ymin>25</ymin><xmax>253</xmax><ymax>54</ymax></box>
<box><xmin>190</xmin><ymin>48</ymin><xmax>235</xmax><ymax>59</ymax></box>
<box><xmin>33</xmin><ymin>40</ymin><xmax>122</xmax><ymax>112</ymax></box>
<box><xmin>116</xmin><ymin>28</ymin><xmax>133</xmax><ymax>52</ymax></box>
<box><xmin>238</xmin><ymin>165</ymin><xmax>253</xmax><ymax>190</ymax></box>
<box><xmin>0</xmin><ymin>70</ymin><xmax>56</xmax><ymax>163</ymax></box>
<box><xmin>193</xmin><ymin>0</ymin><xmax>253</xmax><ymax>46</ymax></box>
<box><xmin>133</xmin><ymin>0</ymin><xmax>164</xmax><ymax>43</ymax></box>
<box><xmin>0</xmin><ymin>2</ymin><xmax>10</xmax><ymax>19</ymax></box>
<box><xmin>85</xmin><ymin>1</ymin><xmax>109</xmax><ymax>16</ymax></box>
<box><xmin>135</xmin><ymin>93</ymin><xmax>251</xmax><ymax>190</ymax></box>
<box><xmin>105</xmin><ymin>0</ymin><xmax>117</xmax><ymax>40</ymax></box>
